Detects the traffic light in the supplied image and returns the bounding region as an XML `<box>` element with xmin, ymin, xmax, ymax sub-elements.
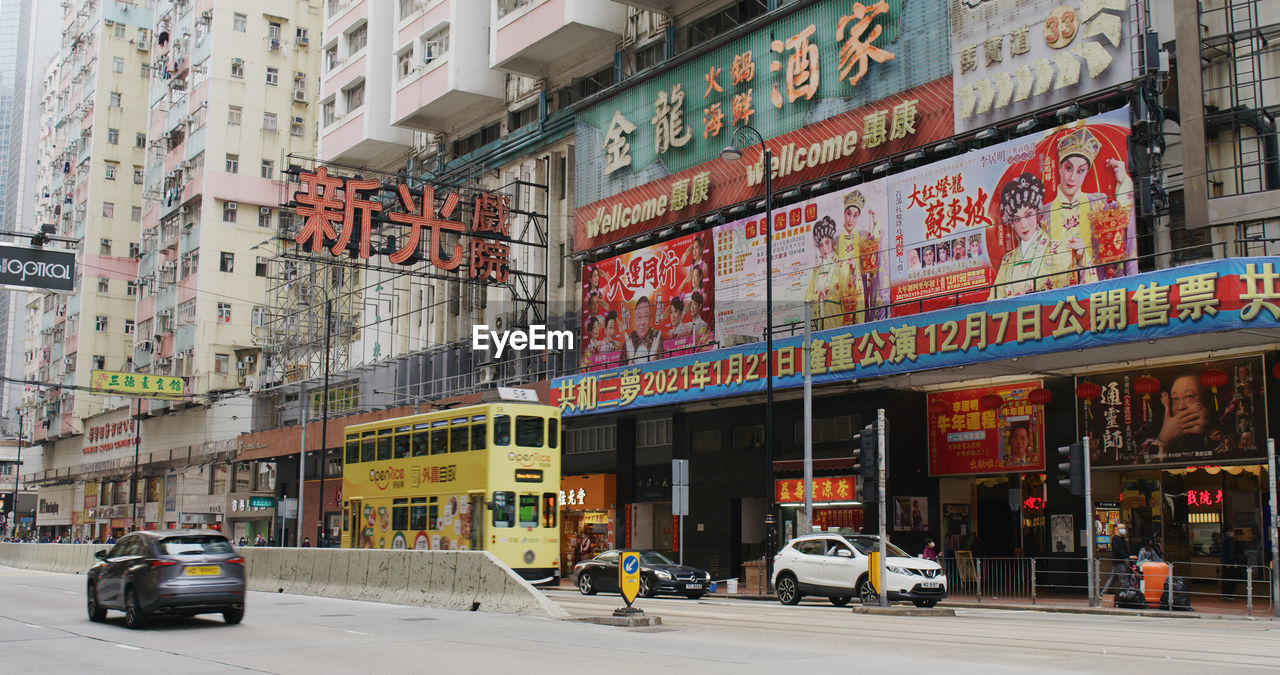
<box><xmin>1057</xmin><ymin>443</ymin><xmax>1083</xmax><ymax>496</ymax></box>
<box><xmin>851</xmin><ymin>419</ymin><xmax>889</xmax><ymax>503</ymax></box>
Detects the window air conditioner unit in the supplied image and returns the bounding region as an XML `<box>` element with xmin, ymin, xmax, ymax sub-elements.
<box><xmin>292</xmin><ymin>116</ymin><xmax>305</xmax><ymax>124</ymax></box>
<box><xmin>259</xmin><ymin>206</ymin><xmax>271</xmax><ymax>215</ymax></box>
<box><xmin>226</xmin><ymin>202</ymin><xmax>237</xmax><ymax>211</ymax></box>
<box><xmin>293</xmin><ymin>90</ymin><xmax>307</xmax><ymax>102</ymax></box>
<box><xmin>172</xmin><ymin>79</ymin><xmax>186</xmax><ymax>90</ymax></box>
<box><xmin>296</xmin><ymin>36</ymin><xmax>308</xmax><ymax>46</ymax></box>
<box><xmin>295</xmin><ymin>71</ymin><xmax>306</xmax><ymax>79</ymax></box>
<box><xmin>104</xmin><ymin>19</ymin><xmax>114</xmax><ymax>26</ymax></box>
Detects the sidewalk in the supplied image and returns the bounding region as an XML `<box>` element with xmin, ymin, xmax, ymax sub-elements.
<box><xmin>549</xmin><ymin>578</ymin><xmax>1278</xmax><ymax>620</ymax></box>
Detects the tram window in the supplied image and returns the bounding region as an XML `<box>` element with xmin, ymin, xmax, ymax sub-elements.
<box><xmin>342</xmin><ymin>502</ymin><xmax>350</xmax><ymax>532</ymax></box>
<box><xmin>470</xmin><ymin>424</ymin><xmax>486</xmax><ymax>450</ymax></box>
<box><xmin>392</xmin><ymin>503</ymin><xmax>409</xmax><ymax>531</ymax></box>
<box><xmin>541</xmin><ymin>493</ymin><xmax>557</xmax><ymax>528</ymax></box>
<box><xmin>410</xmin><ymin>498</ymin><xmax>427</xmax><ymax>530</ymax></box>
<box><xmin>515</xmin><ymin>416</ymin><xmax>544</xmax><ymax>447</ymax></box>
<box><xmin>377</xmin><ymin>436</ymin><xmax>393</xmax><ymax>461</ymax></box>
<box><xmin>492</xmin><ymin>491</ymin><xmax>514</xmax><ymax>528</ymax></box>
<box><xmin>361</xmin><ymin>438</ymin><xmax>375</xmax><ymax>462</ymax></box>
<box><xmin>494</xmin><ymin>415</ymin><xmax>511</xmax><ymax>446</ymax></box>
<box><xmin>412</xmin><ymin>431</ymin><xmax>430</xmax><ymax>457</ymax></box>
<box><xmin>345</xmin><ymin>440</ymin><xmax>359</xmax><ymax>464</ymax></box>
<box><xmin>451</xmin><ymin>426</ymin><xmax>469</xmax><ymax>452</ymax></box>
<box><xmin>394</xmin><ymin>434</ymin><xmax>410</xmax><ymax>459</ymax></box>
<box><xmin>429</xmin><ymin>496</ymin><xmax>439</xmax><ymax>530</ymax></box>
<box><xmin>548</xmin><ymin>419</ymin><xmax>558</xmax><ymax>449</ymax></box>
<box><xmin>431</xmin><ymin>428</ymin><xmax>448</xmax><ymax>454</ymax></box>
<box><xmin>518</xmin><ymin>493</ymin><xmax>538</xmax><ymax>528</ymax></box>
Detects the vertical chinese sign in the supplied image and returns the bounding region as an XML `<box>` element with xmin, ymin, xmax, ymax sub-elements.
<box><xmin>1079</xmin><ymin>357</ymin><xmax>1267</xmax><ymax>468</ymax></box>
<box><xmin>928</xmin><ymin>380</ymin><xmax>1046</xmax><ymax>475</ymax></box>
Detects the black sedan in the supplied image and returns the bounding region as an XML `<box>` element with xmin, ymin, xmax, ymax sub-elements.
<box><xmin>573</xmin><ymin>550</ymin><xmax>711</xmax><ymax>599</ymax></box>
<box><xmin>87</xmin><ymin>529</ymin><xmax>246</xmax><ymax>629</ymax></box>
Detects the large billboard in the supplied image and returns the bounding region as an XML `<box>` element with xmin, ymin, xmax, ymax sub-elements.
<box><xmin>1079</xmin><ymin>357</ymin><xmax>1268</xmax><ymax>468</ymax></box>
<box><xmin>574</xmin><ymin>0</ymin><xmax>954</xmax><ymax>252</ymax></box>
<box><xmin>927</xmin><ymin>381</ymin><xmax>1046</xmax><ymax>476</ymax></box>
<box><xmin>951</xmin><ymin>0</ymin><xmax>1138</xmax><ymax>133</ymax></box>
<box><xmin>581</xmin><ymin>231</ymin><xmax>715</xmax><ymax>369</ymax></box>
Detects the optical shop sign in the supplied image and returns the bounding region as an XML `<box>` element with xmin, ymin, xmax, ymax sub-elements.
<box><xmin>0</xmin><ymin>244</ymin><xmax>75</xmax><ymax>292</ymax></box>
<box><xmin>552</xmin><ymin>258</ymin><xmax>1280</xmax><ymax>416</ymax></box>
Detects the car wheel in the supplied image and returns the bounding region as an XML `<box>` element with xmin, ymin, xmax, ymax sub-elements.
<box><xmin>830</xmin><ymin>596</ymin><xmax>851</xmax><ymax>607</ymax></box>
<box><xmin>857</xmin><ymin>575</ymin><xmax>879</xmax><ymax>605</ymax></box>
<box><xmin>912</xmin><ymin>600</ymin><xmax>937</xmax><ymax>608</ymax></box>
<box><xmin>639</xmin><ymin>575</ymin><xmax>655</xmax><ymax>598</ymax></box>
<box><xmin>223</xmin><ymin>608</ymin><xmax>244</xmax><ymax>625</ymax></box>
<box><xmin>685</xmin><ymin>592</ymin><xmax>705</xmax><ymax>600</ymax></box>
<box><xmin>86</xmin><ymin>583</ymin><xmax>106</xmax><ymax>622</ymax></box>
<box><xmin>124</xmin><ymin>588</ymin><xmax>148</xmax><ymax>630</ymax></box>
<box><xmin>776</xmin><ymin>572</ymin><xmax>801</xmax><ymax>605</ymax></box>
<box><xmin>577</xmin><ymin>572</ymin><xmax>597</xmax><ymax>595</ymax></box>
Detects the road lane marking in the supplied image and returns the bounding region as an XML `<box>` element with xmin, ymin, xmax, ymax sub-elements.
<box><xmin>345</xmin><ymin>630</ymin><xmax>373</xmax><ymax>636</ymax></box>
<box><xmin>24</xmin><ymin>623</ymin><xmax>40</xmax><ymax>628</ymax></box>
<box><xmin>116</xmin><ymin>644</ymin><xmax>141</xmax><ymax>650</ymax></box>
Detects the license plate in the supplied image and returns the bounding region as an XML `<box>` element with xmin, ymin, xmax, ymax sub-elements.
<box><xmin>685</xmin><ymin>583</ymin><xmax>703</xmax><ymax>589</ymax></box>
<box><xmin>921</xmin><ymin>581</ymin><xmax>941</xmax><ymax>588</ymax></box>
<box><xmin>184</xmin><ymin>565</ymin><xmax>220</xmax><ymax>576</ymax></box>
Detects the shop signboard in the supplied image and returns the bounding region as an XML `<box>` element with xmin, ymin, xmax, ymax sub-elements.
<box><xmin>575</xmin><ymin>0</ymin><xmax>954</xmax><ymax>252</ymax></box>
<box><xmin>927</xmin><ymin>380</ymin><xmax>1046</xmax><ymax>476</ymax></box>
<box><xmin>164</xmin><ymin>474</ymin><xmax>177</xmax><ymax>513</ymax></box>
<box><xmin>0</xmin><ymin>243</ymin><xmax>75</xmax><ymax>292</ymax></box>
<box><xmin>559</xmin><ymin>474</ymin><xmax>616</xmax><ymax>511</ymax></box>
<box><xmin>951</xmin><ymin>0</ymin><xmax>1138</xmax><ymax>134</ymax></box>
<box><xmin>581</xmin><ymin>231</ymin><xmax>715</xmax><ymax>369</ymax></box>
<box><xmin>774</xmin><ymin>476</ymin><xmax>857</xmax><ymax>503</ymax></box>
<box><xmin>1079</xmin><ymin>356</ymin><xmax>1268</xmax><ymax>468</ymax></box>
<box><xmin>552</xmin><ymin>257</ymin><xmax>1280</xmax><ymax>416</ymax></box>
<box><xmin>90</xmin><ymin>369</ymin><xmax>186</xmax><ymax>398</ymax></box>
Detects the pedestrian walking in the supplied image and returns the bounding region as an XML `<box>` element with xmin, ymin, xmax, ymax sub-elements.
<box><xmin>1100</xmin><ymin>525</ymin><xmax>1132</xmax><ymax>596</ymax></box>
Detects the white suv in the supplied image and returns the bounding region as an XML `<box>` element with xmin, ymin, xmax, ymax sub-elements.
<box><xmin>771</xmin><ymin>533</ymin><xmax>947</xmax><ymax>607</ymax></box>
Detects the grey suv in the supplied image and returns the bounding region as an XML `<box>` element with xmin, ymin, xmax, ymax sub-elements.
<box><xmin>87</xmin><ymin>529</ymin><xmax>246</xmax><ymax>628</ymax></box>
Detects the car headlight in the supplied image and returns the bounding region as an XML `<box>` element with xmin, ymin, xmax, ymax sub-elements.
<box><xmin>886</xmin><ymin>566</ymin><xmax>911</xmax><ymax>575</ymax></box>
<box><xmin>655</xmin><ymin>570</ymin><xmax>672</xmax><ymax>580</ymax></box>
<box><xmin>704</xmin><ymin>571</ymin><xmax>711</xmax><ymax>581</ymax></box>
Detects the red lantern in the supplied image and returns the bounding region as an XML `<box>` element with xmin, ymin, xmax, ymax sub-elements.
<box><xmin>1028</xmin><ymin>388</ymin><xmax>1052</xmax><ymax>405</ymax></box>
<box><xmin>1075</xmin><ymin>381</ymin><xmax>1102</xmax><ymax>400</ymax></box>
<box><xmin>1200</xmin><ymin>368</ymin><xmax>1228</xmax><ymax>411</ymax></box>
<box><xmin>927</xmin><ymin>398</ymin><xmax>949</xmax><ymax>417</ymax></box>
<box><xmin>979</xmin><ymin>393</ymin><xmax>1004</xmax><ymax>411</ymax></box>
<box><xmin>1133</xmin><ymin>375</ymin><xmax>1160</xmax><ymax>422</ymax></box>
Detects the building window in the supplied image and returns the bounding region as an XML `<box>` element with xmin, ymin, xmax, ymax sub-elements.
<box><xmin>252</xmin><ymin>306</ymin><xmax>267</xmax><ymax>327</ymax></box>
<box><xmin>219</xmin><ymin>252</ymin><xmax>234</xmax><ymax>272</ymax></box>
<box><xmin>422</xmin><ymin>26</ymin><xmax>449</xmax><ymax>63</ymax></box>
<box><xmin>97</xmin><ymin>277</ymin><xmax>110</xmax><ymax>293</ymax></box>
<box><xmin>266</xmin><ymin>67</ymin><xmax>278</xmax><ymax>86</ymax></box>
<box><xmin>261</xmin><ymin>159</ymin><xmax>274</xmax><ymax>179</ymax></box>
<box><xmin>233</xmin><ymin>13</ymin><xmax>247</xmax><ymax>32</ymax></box>
<box><xmin>296</xmin><ymin>27</ymin><xmax>309</xmax><ymax>43</ymax></box>
<box><xmin>325</xmin><ymin>46</ymin><xmax>338</xmax><ymax>71</ymax></box>
<box><xmin>348</xmin><ymin>23</ymin><xmax>368</xmax><ymax>55</ymax></box>
<box><xmin>399</xmin><ymin>0</ymin><xmax>417</xmax><ymax>20</ymax></box>
<box><xmin>93</xmin><ymin>355</ymin><xmax>105</xmax><ymax>370</ymax></box>
<box><xmin>112</xmin><ymin>56</ymin><xmax>124</xmax><ymax>73</ymax></box>
<box><xmin>225</xmin><ymin>154</ymin><xmax>239</xmax><ymax>173</ymax></box>
<box><xmin>497</xmin><ymin>0</ymin><xmax>531</xmax><ymax>19</ymax></box>
<box><xmin>256</xmin><ymin>256</ymin><xmax>268</xmax><ymax>277</ymax></box>
<box><xmin>217</xmin><ymin>303</ymin><xmax>232</xmax><ymax>323</ymax></box>
<box><xmin>126</xmin><ymin>282</ymin><xmax>138</xmax><ymax>298</ymax></box>
<box><xmin>290</xmin><ymin>116</ymin><xmax>305</xmax><ymax>136</ymax></box>
<box><xmin>131</xmin><ymin>206</ymin><xmax>142</xmax><ymax>222</ymax></box>
<box><xmin>140</xmin><ymin>63</ymin><xmax>150</xmax><ymax>78</ymax></box>
<box><xmin>110</xmin><ymin>91</ymin><xmax>122</xmax><ymax>107</ymax></box>
<box><xmin>231</xmin><ymin>59</ymin><xmax>244</xmax><ymax>78</ymax></box>
<box><xmin>345</xmin><ymin>81</ymin><xmax>365</xmax><ymax>112</ymax></box>
<box><xmin>215</xmin><ymin>353</ymin><xmax>230</xmax><ymax>374</ymax></box>
<box><xmin>102</xmin><ymin>202</ymin><xmax>115</xmax><ymax>217</ymax></box>
<box><xmin>228</xmin><ymin>105</ymin><xmax>242</xmax><ymax>125</ymax></box>
<box><xmin>124</xmin><ymin>319</ymin><xmax>135</xmax><ymax>334</ymax></box>
<box><xmin>95</xmin><ymin>316</ymin><xmax>108</xmax><ymax>332</ymax></box>
<box><xmin>268</xmin><ymin>21</ymin><xmax>282</xmax><ymax>40</ymax></box>
<box><xmin>133</xmin><ymin>166</ymin><xmax>143</xmax><ymax>184</ymax></box>
<box><xmin>263</xmin><ymin>112</ymin><xmax>278</xmax><ymax>133</ymax></box>
<box><xmin>322</xmin><ymin>100</ymin><xmax>337</xmax><ymax>126</ymax></box>
<box><xmin>136</xmin><ymin>132</ymin><xmax>145</xmax><ymax>147</ymax></box>
<box><xmin>223</xmin><ymin>201</ymin><xmax>238</xmax><ymax>222</ymax></box>
<box><xmin>107</xmin><ymin>128</ymin><xmax>119</xmax><ymax>144</ymax></box>
<box><xmin>100</xmin><ymin>238</ymin><xmax>112</xmax><ymax>255</ymax></box>
<box><xmin>397</xmin><ymin>49</ymin><xmax>413</xmax><ymax>79</ymax></box>
<box><xmin>114</xmin><ymin>23</ymin><xmax>126</xmax><ymax>38</ymax></box>
<box><xmin>104</xmin><ymin>162</ymin><xmax>118</xmax><ymax>180</ymax></box>
<box><xmin>257</xmin><ymin>208</ymin><xmax>272</xmax><ymax>228</ymax></box>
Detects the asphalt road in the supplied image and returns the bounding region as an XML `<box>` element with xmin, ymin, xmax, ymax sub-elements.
<box><xmin>3</xmin><ymin>565</ymin><xmax>1279</xmax><ymax>673</ymax></box>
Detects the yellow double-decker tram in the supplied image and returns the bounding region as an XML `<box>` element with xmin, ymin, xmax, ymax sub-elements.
<box><xmin>339</xmin><ymin>402</ymin><xmax>562</xmax><ymax>584</ymax></box>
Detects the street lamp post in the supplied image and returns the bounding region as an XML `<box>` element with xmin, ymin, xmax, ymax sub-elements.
<box><xmin>11</xmin><ymin>409</ymin><xmax>22</xmax><ymax>537</ymax></box>
<box><xmin>722</xmin><ymin>126</ymin><xmax>777</xmax><ymax>589</ymax></box>
<box><xmin>315</xmin><ymin>298</ymin><xmax>332</xmax><ymax>547</ymax></box>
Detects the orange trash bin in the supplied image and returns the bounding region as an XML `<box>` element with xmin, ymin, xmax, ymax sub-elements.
<box><xmin>1139</xmin><ymin>562</ymin><xmax>1169</xmax><ymax>606</ymax></box>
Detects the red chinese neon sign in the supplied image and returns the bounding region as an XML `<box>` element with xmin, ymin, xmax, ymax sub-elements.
<box><xmin>291</xmin><ymin>167</ymin><xmax>513</xmax><ymax>283</ymax></box>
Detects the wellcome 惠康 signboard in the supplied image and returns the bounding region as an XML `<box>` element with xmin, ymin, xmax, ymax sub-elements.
<box><xmin>951</xmin><ymin>0</ymin><xmax>1138</xmax><ymax>133</ymax></box>
<box><xmin>574</xmin><ymin>0</ymin><xmax>954</xmax><ymax>253</ymax></box>
<box><xmin>552</xmin><ymin>258</ymin><xmax>1280</xmax><ymax>416</ymax></box>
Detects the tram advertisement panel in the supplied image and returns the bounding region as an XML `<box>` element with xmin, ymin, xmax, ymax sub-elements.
<box><xmin>927</xmin><ymin>380</ymin><xmax>1046</xmax><ymax>476</ymax></box>
<box><xmin>580</xmin><ymin>231</ymin><xmax>715</xmax><ymax>369</ymax></box>
<box><xmin>886</xmin><ymin>106</ymin><xmax>1135</xmax><ymax>309</ymax></box>
<box><xmin>1079</xmin><ymin>357</ymin><xmax>1267</xmax><ymax>468</ymax></box>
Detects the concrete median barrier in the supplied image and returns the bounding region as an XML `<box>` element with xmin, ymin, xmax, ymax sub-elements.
<box><xmin>1</xmin><ymin>542</ymin><xmax>565</xmax><ymax>618</ymax></box>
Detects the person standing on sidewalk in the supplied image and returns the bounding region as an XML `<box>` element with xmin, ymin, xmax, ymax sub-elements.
<box><xmin>1101</xmin><ymin>525</ymin><xmax>1132</xmax><ymax>596</ymax></box>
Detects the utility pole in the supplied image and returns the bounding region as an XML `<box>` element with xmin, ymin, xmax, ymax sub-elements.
<box><xmin>1084</xmin><ymin>436</ymin><xmax>1096</xmax><ymax>608</ymax></box>
<box><xmin>802</xmin><ymin>305</ymin><xmax>813</xmax><ymax>535</ymax></box>
<box><xmin>877</xmin><ymin>408</ymin><xmax>888</xmax><ymax>609</ymax></box>
<box><xmin>1267</xmin><ymin>437</ymin><xmax>1277</xmax><ymax>618</ymax></box>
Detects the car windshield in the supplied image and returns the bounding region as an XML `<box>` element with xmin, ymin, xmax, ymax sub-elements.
<box><xmin>847</xmin><ymin>536</ymin><xmax>910</xmax><ymax>558</ymax></box>
<box><xmin>160</xmin><ymin>536</ymin><xmax>234</xmax><ymax>555</ymax></box>
<box><xmin>639</xmin><ymin>551</ymin><xmax>674</xmax><ymax>565</ymax></box>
